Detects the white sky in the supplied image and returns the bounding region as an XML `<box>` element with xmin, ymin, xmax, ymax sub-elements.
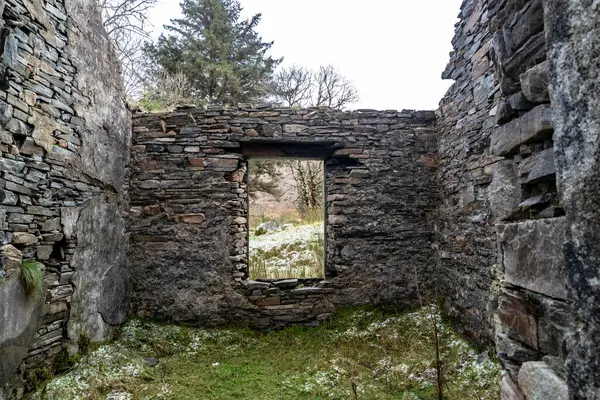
<box><xmin>148</xmin><ymin>0</ymin><xmax>462</xmax><ymax>111</ymax></box>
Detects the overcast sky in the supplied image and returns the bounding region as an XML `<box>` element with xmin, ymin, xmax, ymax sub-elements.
<box><xmin>148</xmin><ymin>0</ymin><xmax>463</xmax><ymax>111</ymax></box>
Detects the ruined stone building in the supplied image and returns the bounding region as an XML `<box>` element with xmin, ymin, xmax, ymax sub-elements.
<box><xmin>0</xmin><ymin>0</ymin><xmax>599</xmax><ymax>398</ymax></box>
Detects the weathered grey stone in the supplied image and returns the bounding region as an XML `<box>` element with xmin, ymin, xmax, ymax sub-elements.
<box><xmin>490</xmin><ymin>105</ymin><xmax>554</xmax><ymax>156</ymax></box>
<box><xmin>0</xmin><ymin>244</ymin><xmax>21</xmax><ymax>275</ymax></box>
<box><xmin>36</xmin><ymin>245</ymin><xmax>53</xmax><ymax>260</ymax></box>
<box><xmin>0</xmin><ymin>273</ymin><xmax>44</xmax><ymax>386</ymax></box>
<box><xmin>508</xmin><ymin>92</ymin><xmax>533</xmax><ymax>111</ymax></box>
<box><xmin>518</xmin><ymin>148</ymin><xmax>556</xmax><ymax>184</ymax></box>
<box><xmin>11</xmin><ymin>232</ymin><xmax>38</xmax><ymax>245</ymax></box>
<box><xmin>489</xmin><ymin>160</ymin><xmax>522</xmax><ymax>220</ymax></box>
<box><xmin>520</xmin><ymin>61</ymin><xmax>549</xmax><ymax>104</ymax></box>
<box><xmin>61</xmin><ymin>207</ymin><xmax>80</xmax><ymax>239</ymax></box>
<box><xmin>65</xmin><ymin>0</ymin><xmax>131</xmax><ymax>191</ymax></box>
<box><xmin>501</xmin><ymin>375</ymin><xmax>525</xmax><ymax>400</ymax></box>
<box><xmin>0</xmin><ymin>189</ymin><xmax>18</xmax><ymax>206</ymax></box>
<box><xmin>68</xmin><ymin>197</ymin><xmax>128</xmax><ymax>345</ymax></box>
<box><xmin>497</xmin><ymin>218</ymin><xmax>567</xmax><ymax>299</ymax></box>
<box><xmin>98</xmin><ymin>264</ymin><xmax>128</xmax><ymax>325</ymax></box>
<box><xmin>546</xmin><ymin>2</ymin><xmax>600</xmax><ymax>397</ymax></box>
<box><xmin>518</xmin><ymin>361</ymin><xmax>568</xmax><ymax>400</ymax></box>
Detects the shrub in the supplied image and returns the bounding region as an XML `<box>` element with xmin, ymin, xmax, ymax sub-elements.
<box><xmin>20</xmin><ymin>260</ymin><xmax>45</xmax><ymax>298</ymax></box>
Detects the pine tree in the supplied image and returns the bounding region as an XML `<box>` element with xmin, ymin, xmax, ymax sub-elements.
<box><xmin>144</xmin><ymin>0</ymin><xmax>281</xmax><ymax>105</ymax></box>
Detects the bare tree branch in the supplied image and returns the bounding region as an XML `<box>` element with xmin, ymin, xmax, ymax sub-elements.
<box><xmin>270</xmin><ymin>65</ymin><xmax>314</xmax><ymax>107</ymax></box>
<box><xmin>270</xmin><ymin>64</ymin><xmax>359</xmax><ymax>110</ymax></box>
<box><xmin>314</xmin><ymin>64</ymin><xmax>359</xmax><ymax>109</ymax></box>
<box><xmin>98</xmin><ymin>0</ymin><xmax>158</xmax><ymax>98</ymax></box>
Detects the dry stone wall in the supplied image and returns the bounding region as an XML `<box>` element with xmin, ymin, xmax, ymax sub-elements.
<box><xmin>0</xmin><ymin>0</ymin><xmax>598</xmax><ymax>398</ymax></box>
<box><xmin>129</xmin><ymin>106</ymin><xmax>438</xmax><ymax>328</ymax></box>
<box><xmin>0</xmin><ymin>0</ymin><xmax>130</xmax><ymax>397</ymax></box>
<box><xmin>438</xmin><ymin>0</ymin><xmax>569</xmax><ymax>398</ymax></box>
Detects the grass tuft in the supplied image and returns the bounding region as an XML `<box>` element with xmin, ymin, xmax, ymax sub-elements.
<box><xmin>20</xmin><ymin>260</ymin><xmax>45</xmax><ymax>298</ymax></box>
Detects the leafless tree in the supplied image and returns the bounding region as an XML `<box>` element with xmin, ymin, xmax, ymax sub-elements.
<box><xmin>98</xmin><ymin>0</ymin><xmax>157</xmax><ymax>98</ymax></box>
<box><xmin>270</xmin><ymin>65</ymin><xmax>313</xmax><ymax>107</ymax></box>
<box><xmin>314</xmin><ymin>64</ymin><xmax>359</xmax><ymax>109</ymax></box>
<box><xmin>286</xmin><ymin>160</ymin><xmax>324</xmax><ymax>212</ymax></box>
<box><xmin>270</xmin><ymin>64</ymin><xmax>359</xmax><ymax>110</ymax></box>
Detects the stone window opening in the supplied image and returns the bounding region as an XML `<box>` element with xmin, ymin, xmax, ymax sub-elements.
<box><xmin>246</xmin><ymin>156</ymin><xmax>326</xmax><ymax>281</ymax></box>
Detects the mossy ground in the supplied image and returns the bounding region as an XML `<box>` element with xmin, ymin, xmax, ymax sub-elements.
<box><xmin>33</xmin><ymin>307</ymin><xmax>501</xmax><ymax>400</ymax></box>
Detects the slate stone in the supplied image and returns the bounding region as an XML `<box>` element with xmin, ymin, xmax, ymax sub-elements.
<box><xmin>519</xmin><ymin>149</ymin><xmax>556</xmax><ymax>184</ymax></box>
<box><xmin>490</xmin><ymin>105</ymin><xmax>554</xmax><ymax>155</ymax></box>
<box><xmin>518</xmin><ymin>193</ymin><xmax>552</xmax><ymax>209</ymax></box>
<box><xmin>497</xmin><ymin>218</ymin><xmax>567</xmax><ymax>299</ymax></box>
<box><xmin>518</xmin><ymin>362</ymin><xmax>568</xmax><ymax>400</ymax></box>
<box><xmin>520</xmin><ymin>61</ymin><xmax>549</xmax><ymax>104</ymax></box>
<box><xmin>489</xmin><ymin>160</ymin><xmax>522</xmax><ymax>220</ymax></box>
<box><xmin>0</xmin><ymin>274</ymin><xmax>44</xmax><ymax>385</ymax></box>
<box><xmin>501</xmin><ymin>32</ymin><xmax>547</xmax><ymax>95</ymax></box>
<box><xmin>243</xmin><ymin>280</ymin><xmax>270</xmax><ymax>291</ymax></box>
<box><xmin>498</xmin><ymin>290</ymin><xmax>540</xmax><ymax>349</ymax></box>
<box><xmin>538</xmin><ymin>206</ymin><xmax>564</xmax><ymax>219</ymax></box>
<box><xmin>508</xmin><ymin>92</ymin><xmax>533</xmax><ymax>111</ymax></box>
<box><xmin>538</xmin><ymin>298</ymin><xmax>569</xmax><ymax>359</ymax></box>
<box><xmin>67</xmin><ymin>198</ymin><xmax>128</xmax><ymax>344</ymax></box>
<box><xmin>501</xmin><ymin>375</ymin><xmax>525</xmax><ymax>400</ymax></box>
<box><xmin>273</xmin><ymin>279</ymin><xmax>299</xmax><ymax>290</ymax></box>
<box><xmin>496</xmin><ymin>333</ymin><xmax>538</xmax><ymax>379</ymax></box>
<box><xmin>143</xmin><ymin>357</ymin><xmax>159</xmax><ymax>367</ymax></box>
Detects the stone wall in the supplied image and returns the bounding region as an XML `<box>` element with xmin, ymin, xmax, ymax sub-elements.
<box><xmin>438</xmin><ymin>0</ymin><xmax>569</xmax><ymax>398</ymax></box>
<box><xmin>0</xmin><ymin>0</ymin><xmax>130</xmax><ymax>397</ymax></box>
<box><xmin>128</xmin><ymin>106</ymin><xmax>438</xmax><ymax>327</ymax></box>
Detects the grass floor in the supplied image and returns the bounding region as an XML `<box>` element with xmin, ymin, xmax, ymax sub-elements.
<box><xmin>33</xmin><ymin>307</ymin><xmax>501</xmax><ymax>400</ymax></box>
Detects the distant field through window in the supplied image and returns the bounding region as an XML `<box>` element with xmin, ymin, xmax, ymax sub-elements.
<box><xmin>248</xmin><ymin>159</ymin><xmax>325</xmax><ymax>279</ymax></box>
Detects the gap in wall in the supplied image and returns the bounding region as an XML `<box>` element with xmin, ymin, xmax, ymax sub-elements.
<box><xmin>248</xmin><ymin>159</ymin><xmax>325</xmax><ymax>280</ymax></box>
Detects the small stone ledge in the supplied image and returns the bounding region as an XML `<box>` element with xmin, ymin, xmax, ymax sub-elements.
<box><xmin>490</xmin><ymin>105</ymin><xmax>553</xmax><ymax>156</ymax></box>
<box><xmin>496</xmin><ymin>218</ymin><xmax>567</xmax><ymax>300</ymax></box>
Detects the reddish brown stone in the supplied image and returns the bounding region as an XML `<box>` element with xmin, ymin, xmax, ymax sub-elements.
<box><xmin>259</xmin><ymin>296</ymin><xmax>281</xmax><ymax>307</ymax></box>
<box><xmin>419</xmin><ymin>155</ymin><xmax>437</xmax><ymax>169</ymax></box>
<box><xmin>225</xmin><ymin>169</ymin><xmax>245</xmax><ymax>183</ymax></box>
<box><xmin>188</xmin><ymin>158</ymin><xmax>205</xmax><ymax>168</ymax></box>
<box><xmin>143</xmin><ymin>205</ymin><xmax>161</xmax><ymax>216</ymax></box>
<box><xmin>141</xmin><ymin>161</ymin><xmax>159</xmax><ymax>171</ymax></box>
<box><xmin>179</xmin><ymin>213</ymin><xmax>206</xmax><ymax>224</ymax></box>
<box><xmin>498</xmin><ymin>291</ymin><xmax>539</xmax><ymax>349</ymax></box>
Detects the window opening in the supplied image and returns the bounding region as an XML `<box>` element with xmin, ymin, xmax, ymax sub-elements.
<box><xmin>248</xmin><ymin>159</ymin><xmax>325</xmax><ymax>279</ymax></box>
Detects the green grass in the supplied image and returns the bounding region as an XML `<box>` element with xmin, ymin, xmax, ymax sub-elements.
<box><xmin>20</xmin><ymin>260</ymin><xmax>45</xmax><ymax>298</ymax></box>
<box><xmin>32</xmin><ymin>306</ymin><xmax>501</xmax><ymax>400</ymax></box>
